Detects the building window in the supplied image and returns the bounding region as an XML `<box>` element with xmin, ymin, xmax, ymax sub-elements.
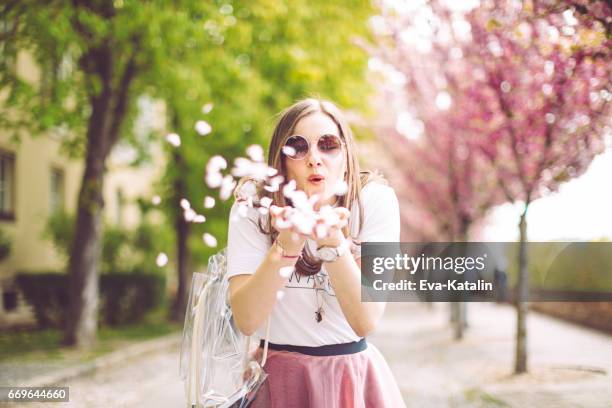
<box><xmin>50</xmin><ymin>167</ymin><xmax>65</xmax><ymax>213</ymax></box>
<box><xmin>0</xmin><ymin>151</ymin><xmax>15</xmax><ymax>220</ymax></box>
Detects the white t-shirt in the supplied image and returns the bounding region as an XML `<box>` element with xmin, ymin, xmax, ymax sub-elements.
<box><xmin>226</xmin><ymin>182</ymin><xmax>400</xmax><ymax>346</ymax></box>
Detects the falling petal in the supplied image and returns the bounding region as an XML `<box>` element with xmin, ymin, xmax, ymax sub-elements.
<box><xmin>291</xmin><ymin>212</ymin><xmax>315</xmax><ymax>235</ymax></box>
<box><xmin>207</xmin><ymin>155</ymin><xmax>228</xmax><ymax>172</ymax></box>
<box><xmin>308</xmin><ymin>194</ymin><xmax>320</xmax><ymax>207</ymax></box>
<box><xmin>184</xmin><ymin>208</ymin><xmax>197</xmax><ymax>222</ymax></box>
<box><xmin>205</xmin><ymin>172</ymin><xmax>223</xmax><ymax>188</ymax></box>
<box><xmin>203</xmin><ymin>233</ymin><xmax>217</xmax><ymax>247</ymax></box>
<box><xmin>269</xmin><ymin>205</ymin><xmax>283</xmax><ymax>217</ymax></box>
<box><xmin>201</xmin><ymin>102</ymin><xmax>214</xmax><ymax>114</ymax></box>
<box><xmin>332</xmin><ymin>180</ymin><xmax>348</xmax><ymax>196</ymax></box>
<box><xmin>259</xmin><ymin>197</ymin><xmax>273</xmax><ymax>208</ymax></box>
<box><xmin>319</xmin><ymin>205</ymin><xmax>340</xmax><ymax>226</ymax></box>
<box><xmin>282</xmin><ymin>146</ymin><xmax>296</xmax><ymax>157</ymax></box>
<box><xmin>246</xmin><ymin>144</ymin><xmax>264</xmax><ymax>162</ymax></box>
<box><xmin>166</xmin><ymin>133</ymin><xmax>181</xmax><ymax>147</ymax></box>
<box><xmin>315</xmin><ymin>224</ymin><xmax>328</xmax><ymax>239</ymax></box>
<box><xmin>278</xmin><ymin>266</ymin><xmax>295</xmax><ymax>278</ymax></box>
<box><xmin>151</xmin><ymin>195</ymin><xmax>161</xmax><ymax>205</ymax></box>
<box><xmin>274</xmin><ymin>217</ymin><xmax>292</xmax><ymax>229</ymax></box>
<box><xmin>220</xmin><ymin>175</ymin><xmax>237</xmax><ymax>200</ymax></box>
<box><xmin>264</xmin><ymin>175</ymin><xmax>284</xmax><ymax>192</ymax></box>
<box><xmin>276</xmin><ymin>291</ymin><xmax>285</xmax><ymax>301</ymax></box>
<box><xmin>266</xmin><ymin>167</ymin><xmax>278</xmax><ymax>177</ymax></box>
<box><xmin>180</xmin><ymin>198</ymin><xmax>191</xmax><ymax>210</ymax></box>
<box><xmin>231</xmin><ymin>158</ymin><xmax>270</xmax><ymax>180</ymax></box>
<box><xmin>195</xmin><ymin>120</ymin><xmax>212</xmax><ymax>136</ymax></box>
<box><xmin>156</xmin><ymin>252</ymin><xmax>169</xmax><ymax>267</ymax></box>
<box><xmin>282</xmin><ymin>180</ymin><xmax>297</xmax><ymax>197</ymax></box>
<box><xmin>258</xmin><ymin>207</ymin><xmax>269</xmax><ymax>215</ymax></box>
<box><xmin>204</xmin><ymin>196</ymin><xmax>215</xmax><ymax>209</ymax></box>
<box><xmin>193</xmin><ymin>214</ymin><xmax>206</xmax><ymax>223</ymax></box>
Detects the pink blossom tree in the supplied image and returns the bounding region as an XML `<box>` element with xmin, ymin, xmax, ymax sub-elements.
<box><xmin>368</xmin><ymin>0</ymin><xmax>610</xmax><ymax>368</ymax></box>
<box><xmin>463</xmin><ymin>0</ymin><xmax>610</xmax><ymax>373</ymax></box>
<box><xmin>365</xmin><ymin>1</ymin><xmax>508</xmax><ymax>339</ymax></box>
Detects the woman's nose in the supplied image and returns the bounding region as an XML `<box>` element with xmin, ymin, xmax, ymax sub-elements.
<box><xmin>306</xmin><ymin>148</ymin><xmax>322</xmax><ymax>167</ymax></box>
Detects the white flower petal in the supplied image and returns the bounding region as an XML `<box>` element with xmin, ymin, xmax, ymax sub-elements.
<box><xmin>246</xmin><ymin>144</ymin><xmax>264</xmax><ymax>162</ymax></box>
<box><xmin>276</xmin><ymin>290</ymin><xmax>285</xmax><ymax>301</ymax></box>
<box><xmin>315</xmin><ymin>224</ymin><xmax>328</xmax><ymax>239</ymax></box>
<box><xmin>193</xmin><ymin>214</ymin><xmax>206</xmax><ymax>223</ymax></box>
<box><xmin>220</xmin><ymin>175</ymin><xmax>237</xmax><ymax>201</ymax></box>
<box><xmin>184</xmin><ymin>208</ymin><xmax>196</xmax><ymax>222</ymax></box>
<box><xmin>156</xmin><ymin>252</ymin><xmax>168</xmax><ymax>267</ymax></box>
<box><xmin>207</xmin><ymin>155</ymin><xmax>228</xmax><ymax>172</ymax></box>
<box><xmin>282</xmin><ymin>146</ymin><xmax>296</xmax><ymax>157</ymax></box>
<box><xmin>165</xmin><ymin>133</ymin><xmax>181</xmax><ymax>147</ymax></box>
<box><xmin>151</xmin><ymin>195</ymin><xmax>161</xmax><ymax>205</ymax></box>
<box><xmin>180</xmin><ymin>198</ymin><xmax>191</xmax><ymax>210</ymax></box>
<box><xmin>291</xmin><ymin>212</ymin><xmax>315</xmax><ymax>235</ymax></box>
<box><xmin>259</xmin><ymin>197</ymin><xmax>273</xmax><ymax>208</ymax></box>
<box><xmin>203</xmin><ymin>233</ymin><xmax>217</xmax><ymax>247</ymax></box>
<box><xmin>195</xmin><ymin>120</ymin><xmax>212</xmax><ymax>136</ymax></box>
<box><xmin>205</xmin><ymin>172</ymin><xmax>223</xmax><ymax>188</ymax></box>
<box><xmin>203</xmin><ymin>196</ymin><xmax>215</xmax><ymax>209</ymax></box>
<box><xmin>282</xmin><ymin>180</ymin><xmax>297</xmax><ymax>198</ymax></box>
<box><xmin>332</xmin><ymin>180</ymin><xmax>348</xmax><ymax>196</ymax></box>
<box><xmin>201</xmin><ymin>102</ymin><xmax>214</xmax><ymax>114</ymax></box>
<box><xmin>278</xmin><ymin>266</ymin><xmax>295</xmax><ymax>278</ymax></box>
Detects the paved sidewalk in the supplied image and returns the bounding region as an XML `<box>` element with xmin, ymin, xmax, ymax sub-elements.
<box><xmin>2</xmin><ymin>303</ymin><xmax>611</xmax><ymax>407</ymax></box>
<box><xmin>0</xmin><ymin>332</ymin><xmax>181</xmax><ymax>388</ymax></box>
<box><xmin>370</xmin><ymin>302</ymin><xmax>612</xmax><ymax>407</ymax></box>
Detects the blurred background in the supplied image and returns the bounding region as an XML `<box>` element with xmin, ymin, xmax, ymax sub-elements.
<box><xmin>0</xmin><ymin>0</ymin><xmax>610</xmax><ymax>407</ymax></box>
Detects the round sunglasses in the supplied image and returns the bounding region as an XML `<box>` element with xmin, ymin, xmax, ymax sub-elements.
<box><xmin>282</xmin><ymin>134</ymin><xmax>345</xmax><ymax>160</ymax></box>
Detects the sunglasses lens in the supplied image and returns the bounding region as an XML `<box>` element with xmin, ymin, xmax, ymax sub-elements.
<box><xmin>284</xmin><ymin>136</ymin><xmax>308</xmax><ymax>159</ymax></box>
<box><xmin>318</xmin><ymin>135</ymin><xmax>342</xmax><ymax>156</ymax></box>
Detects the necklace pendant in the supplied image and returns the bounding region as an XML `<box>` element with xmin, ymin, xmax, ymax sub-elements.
<box><xmin>315</xmin><ymin>307</ymin><xmax>324</xmax><ymax>323</ymax></box>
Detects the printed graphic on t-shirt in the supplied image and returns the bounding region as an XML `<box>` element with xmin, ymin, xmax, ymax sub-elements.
<box><xmin>285</xmin><ymin>270</ymin><xmax>336</xmax><ymax>297</ymax></box>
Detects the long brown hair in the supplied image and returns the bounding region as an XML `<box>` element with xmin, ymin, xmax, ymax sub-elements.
<box><xmin>235</xmin><ymin>98</ymin><xmax>385</xmax><ymax>275</ymax></box>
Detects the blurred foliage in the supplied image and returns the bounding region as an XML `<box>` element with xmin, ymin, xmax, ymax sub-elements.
<box><xmin>44</xmin><ymin>209</ymin><xmax>172</xmax><ymax>274</ymax></box>
<box><xmin>15</xmin><ymin>272</ymin><xmax>165</xmax><ymax>328</ymax></box>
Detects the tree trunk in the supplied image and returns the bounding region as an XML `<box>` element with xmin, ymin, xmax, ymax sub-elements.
<box><xmin>515</xmin><ymin>204</ymin><xmax>529</xmax><ymax>373</ymax></box>
<box><xmin>63</xmin><ymin>112</ymin><xmax>109</xmax><ymax>348</ymax></box>
<box><xmin>62</xmin><ymin>38</ymin><xmax>137</xmax><ymax>347</ymax></box>
<box><xmin>170</xmin><ymin>150</ymin><xmax>191</xmax><ymax>322</ymax></box>
<box><xmin>451</xmin><ymin>230</ymin><xmax>469</xmax><ymax>340</ymax></box>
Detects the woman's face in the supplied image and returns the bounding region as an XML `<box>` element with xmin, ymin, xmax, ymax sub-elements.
<box><xmin>283</xmin><ymin>112</ymin><xmax>347</xmax><ymax>208</ymax></box>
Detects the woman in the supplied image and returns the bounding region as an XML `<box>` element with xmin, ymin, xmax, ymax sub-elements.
<box><xmin>227</xmin><ymin>98</ymin><xmax>405</xmax><ymax>407</ymax></box>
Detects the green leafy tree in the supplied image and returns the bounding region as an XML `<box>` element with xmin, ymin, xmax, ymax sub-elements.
<box><xmin>1</xmin><ymin>1</ymin><xmax>220</xmax><ymax>347</ymax></box>
<box><xmin>154</xmin><ymin>0</ymin><xmax>376</xmax><ymax>321</ymax></box>
<box><xmin>1</xmin><ymin>0</ymin><xmax>375</xmax><ymax>345</ymax></box>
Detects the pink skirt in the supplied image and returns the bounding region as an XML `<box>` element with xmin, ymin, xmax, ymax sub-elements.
<box><xmin>249</xmin><ymin>342</ymin><xmax>406</xmax><ymax>408</ymax></box>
